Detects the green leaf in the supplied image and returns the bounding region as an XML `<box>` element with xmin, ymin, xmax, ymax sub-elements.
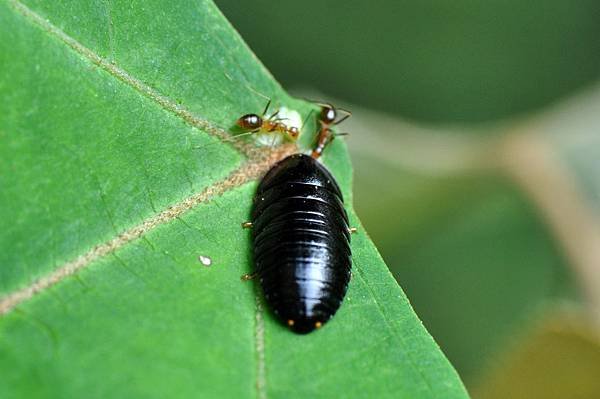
<box><xmin>0</xmin><ymin>1</ymin><xmax>468</xmax><ymax>398</ymax></box>
<box><xmin>474</xmin><ymin>314</ymin><xmax>600</xmax><ymax>399</ymax></box>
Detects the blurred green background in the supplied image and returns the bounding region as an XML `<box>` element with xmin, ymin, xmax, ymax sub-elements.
<box><xmin>217</xmin><ymin>0</ymin><xmax>600</xmax><ymax>123</ymax></box>
<box><xmin>216</xmin><ymin>0</ymin><xmax>600</xmax><ymax>396</ymax></box>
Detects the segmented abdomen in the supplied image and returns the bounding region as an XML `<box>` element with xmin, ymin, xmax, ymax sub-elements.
<box><xmin>252</xmin><ymin>154</ymin><xmax>351</xmax><ymax>334</ymax></box>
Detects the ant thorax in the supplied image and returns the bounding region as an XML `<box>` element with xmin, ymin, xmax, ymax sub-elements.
<box><xmin>255</xmin><ymin>106</ymin><xmax>302</xmax><ymax>146</ymax></box>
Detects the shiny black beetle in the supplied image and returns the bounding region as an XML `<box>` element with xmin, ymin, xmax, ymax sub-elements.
<box><xmin>242</xmin><ymin>104</ymin><xmax>353</xmax><ymax>334</ymax></box>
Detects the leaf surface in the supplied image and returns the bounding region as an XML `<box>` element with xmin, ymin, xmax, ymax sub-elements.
<box><xmin>0</xmin><ymin>1</ymin><xmax>468</xmax><ymax>398</ymax></box>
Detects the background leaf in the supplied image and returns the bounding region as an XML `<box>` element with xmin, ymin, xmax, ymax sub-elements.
<box><xmin>216</xmin><ymin>0</ymin><xmax>600</xmax><ymax>123</ymax></box>
<box><xmin>0</xmin><ymin>1</ymin><xmax>468</xmax><ymax>398</ymax></box>
<box><xmin>473</xmin><ymin>314</ymin><xmax>600</xmax><ymax>399</ymax></box>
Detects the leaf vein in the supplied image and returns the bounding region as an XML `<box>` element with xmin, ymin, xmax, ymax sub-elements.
<box><xmin>7</xmin><ymin>0</ymin><xmax>256</xmax><ymax>157</ymax></box>
<box><xmin>0</xmin><ymin>144</ymin><xmax>296</xmax><ymax>316</ymax></box>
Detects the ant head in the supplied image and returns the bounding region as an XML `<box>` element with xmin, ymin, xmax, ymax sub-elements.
<box><xmin>319</xmin><ymin>105</ymin><xmax>337</xmax><ymax>124</ymax></box>
<box><xmin>288</xmin><ymin>126</ymin><xmax>300</xmax><ymax>140</ymax></box>
<box><xmin>236</xmin><ymin>114</ymin><xmax>263</xmax><ymax>130</ymax></box>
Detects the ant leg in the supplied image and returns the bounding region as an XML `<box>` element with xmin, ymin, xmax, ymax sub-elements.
<box><xmin>262</xmin><ymin>100</ymin><xmax>271</xmax><ymax>117</ymax></box>
<box><xmin>268</xmin><ymin>109</ymin><xmax>280</xmax><ymax>121</ymax></box>
<box><xmin>302</xmin><ymin>109</ymin><xmax>315</xmax><ymax>129</ymax></box>
<box><xmin>270</xmin><ymin>132</ymin><xmax>278</xmax><ymax>148</ymax></box>
<box><xmin>298</xmin><ymin>109</ymin><xmax>315</xmax><ymax>140</ymax></box>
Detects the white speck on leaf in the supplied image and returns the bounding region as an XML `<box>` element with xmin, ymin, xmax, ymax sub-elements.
<box><xmin>198</xmin><ymin>255</ymin><xmax>212</xmax><ymax>267</ymax></box>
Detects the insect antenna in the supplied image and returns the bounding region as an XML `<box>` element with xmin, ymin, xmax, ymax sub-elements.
<box><xmin>244</xmin><ymin>84</ymin><xmax>272</xmax><ymax>102</ymax></box>
<box><xmin>333</xmin><ymin>112</ymin><xmax>351</xmax><ymax>126</ymax></box>
<box><xmin>336</xmin><ymin>107</ymin><xmax>352</xmax><ymax>116</ymax></box>
<box><xmin>300</xmin><ymin>97</ymin><xmax>333</xmax><ymax>108</ymax></box>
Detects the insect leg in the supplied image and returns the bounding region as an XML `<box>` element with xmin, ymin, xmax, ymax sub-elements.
<box><xmin>301</xmin><ymin>109</ymin><xmax>315</xmax><ymax>131</ymax></box>
<box><xmin>269</xmin><ymin>132</ymin><xmax>278</xmax><ymax>148</ymax></box>
<box><xmin>241</xmin><ymin>273</ymin><xmax>257</xmax><ymax>281</ymax></box>
<box><xmin>262</xmin><ymin>100</ymin><xmax>271</xmax><ymax>117</ymax></box>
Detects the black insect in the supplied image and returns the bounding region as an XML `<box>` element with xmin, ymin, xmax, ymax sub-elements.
<box><xmin>243</xmin><ymin>104</ymin><xmax>353</xmax><ymax>334</ymax></box>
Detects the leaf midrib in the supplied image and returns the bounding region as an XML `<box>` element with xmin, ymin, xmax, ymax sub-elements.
<box><xmin>2</xmin><ymin>0</ymin><xmax>254</xmax><ymax>306</ymax></box>
<box><xmin>0</xmin><ymin>136</ymin><xmax>295</xmax><ymax>314</ymax></box>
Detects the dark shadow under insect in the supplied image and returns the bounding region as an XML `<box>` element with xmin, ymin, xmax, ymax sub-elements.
<box><xmin>241</xmin><ymin>103</ymin><xmax>354</xmax><ymax>334</ymax></box>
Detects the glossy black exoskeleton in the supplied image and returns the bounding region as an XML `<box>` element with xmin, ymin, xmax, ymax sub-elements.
<box><xmin>244</xmin><ymin>104</ymin><xmax>353</xmax><ymax>334</ymax></box>
<box><xmin>251</xmin><ymin>153</ymin><xmax>351</xmax><ymax>333</ymax></box>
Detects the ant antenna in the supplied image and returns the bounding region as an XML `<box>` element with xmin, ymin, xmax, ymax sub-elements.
<box><xmin>224</xmin><ymin>72</ymin><xmax>280</xmax><ymax>114</ymax></box>
<box><xmin>333</xmin><ymin>113</ymin><xmax>351</xmax><ymax>126</ymax></box>
<box><xmin>300</xmin><ymin>97</ymin><xmax>332</xmax><ymax>108</ymax></box>
<box><xmin>336</xmin><ymin>107</ymin><xmax>352</xmax><ymax>116</ymax></box>
<box><xmin>244</xmin><ymin>84</ymin><xmax>271</xmax><ymax>101</ymax></box>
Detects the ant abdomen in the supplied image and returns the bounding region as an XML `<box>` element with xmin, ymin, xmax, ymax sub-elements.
<box><xmin>236</xmin><ymin>114</ymin><xmax>263</xmax><ymax>131</ymax></box>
